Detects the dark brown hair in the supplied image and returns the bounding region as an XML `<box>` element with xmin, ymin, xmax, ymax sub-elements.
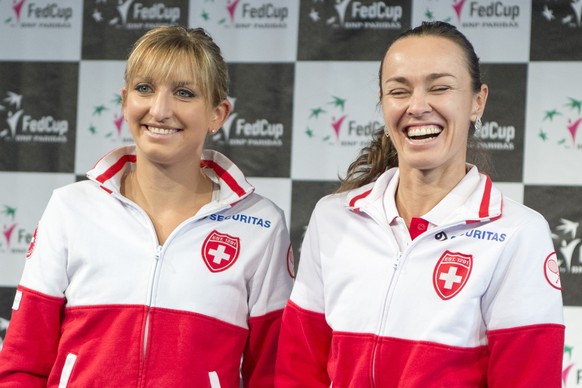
<box><xmin>337</xmin><ymin>21</ymin><xmax>490</xmax><ymax>193</ymax></box>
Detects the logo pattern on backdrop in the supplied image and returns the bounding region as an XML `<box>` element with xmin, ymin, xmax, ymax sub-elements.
<box><xmin>307</xmin><ymin>0</ymin><xmax>403</xmax><ymax>29</ymax></box>
<box><xmin>563</xmin><ymin>344</ymin><xmax>582</xmax><ymax>387</ymax></box>
<box><xmin>0</xmin><ymin>91</ymin><xmax>69</xmax><ymax>144</ymax></box>
<box><xmin>90</xmin><ymin>0</ymin><xmax>181</xmax><ymax>29</ymax></box>
<box><xmin>304</xmin><ymin>94</ymin><xmax>381</xmax><ymax>148</ymax></box>
<box><xmin>197</xmin><ymin>0</ymin><xmax>290</xmax><ymax>28</ymax></box>
<box><xmin>552</xmin><ymin>218</ymin><xmax>582</xmax><ymax>275</ymax></box>
<box><xmin>424</xmin><ymin>0</ymin><xmax>521</xmax><ymax>28</ymax></box>
<box><xmin>0</xmin><ymin>205</ymin><xmax>32</xmax><ymax>256</ymax></box>
<box><xmin>3</xmin><ymin>0</ymin><xmax>74</xmax><ymax>28</ymax></box>
<box><xmin>537</xmin><ymin>96</ymin><xmax>582</xmax><ymax>150</ymax></box>
<box><xmin>212</xmin><ymin>97</ymin><xmax>285</xmax><ymax>147</ymax></box>
<box><xmin>473</xmin><ymin>120</ymin><xmax>516</xmax><ymax>151</ymax></box>
<box><xmin>86</xmin><ymin>94</ymin><xmax>130</xmax><ymax>142</ymax></box>
<box><xmin>540</xmin><ymin>0</ymin><xmax>582</xmax><ymax>28</ymax></box>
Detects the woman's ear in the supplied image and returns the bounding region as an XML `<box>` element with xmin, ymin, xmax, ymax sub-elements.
<box><xmin>471</xmin><ymin>83</ymin><xmax>489</xmax><ymax>122</ymax></box>
<box><xmin>208</xmin><ymin>99</ymin><xmax>232</xmax><ymax>134</ymax></box>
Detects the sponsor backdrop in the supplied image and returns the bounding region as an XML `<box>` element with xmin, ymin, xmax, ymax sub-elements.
<box><xmin>0</xmin><ymin>0</ymin><xmax>581</xmax><ymax>384</ymax></box>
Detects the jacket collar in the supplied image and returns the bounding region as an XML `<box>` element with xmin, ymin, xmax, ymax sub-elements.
<box><xmin>344</xmin><ymin>165</ymin><xmax>503</xmax><ymax>226</ymax></box>
<box><xmin>86</xmin><ymin>145</ymin><xmax>255</xmax><ymax>207</ymax></box>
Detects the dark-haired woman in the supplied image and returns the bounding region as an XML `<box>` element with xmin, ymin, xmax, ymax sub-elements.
<box><xmin>276</xmin><ymin>21</ymin><xmax>564</xmax><ymax>387</ymax></box>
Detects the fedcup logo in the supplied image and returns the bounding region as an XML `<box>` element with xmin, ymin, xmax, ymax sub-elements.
<box><xmin>552</xmin><ymin>218</ymin><xmax>582</xmax><ymax>275</ymax></box>
<box><xmin>540</xmin><ymin>0</ymin><xmax>582</xmax><ymax>28</ymax></box>
<box><xmin>563</xmin><ymin>345</ymin><xmax>582</xmax><ymax>387</ymax></box>
<box><xmin>90</xmin><ymin>0</ymin><xmax>181</xmax><ymax>29</ymax></box>
<box><xmin>537</xmin><ymin>96</ymin><xmax>582</xmax><ymax>150</ymax></box>
<box><xmin>304</xmin><ymin>94</ymin><xmax>382</xmax><ymax>147</ymax></box>
<box><xmin>0</xmin><ymin>205</ymin><xmax>17</xmax><ymax>252</ymax></box>
<box><xmin>3</xmin><ymin>0</ymin><xmax>73</xmax><ymax>27</ymax></box>
<box><xmin>424</xmin><ymin>0</ymin><xmax>521</xmax><ymax>28</ymax></box>
<box><xmin>307</xmin><ymin>0</ymin><xmax>403</xmax><ymax>30</ymax></box>
<box><xmin>0</xmin><ymin>91</ymin><xmax>69</xmax><ymax>144</ymax></box>
<box><xmin>471</xmin><ymin>119</ymin><xmax>516</xmax><ymax>151</ymax></box>
<box><xmin>86</xmin><ymin>93</ymin><xmax>131</xmax><ymax>142</ymax></box>
<box><xmin>212</xmin><ymin>96</ymin><xmax>285</xmax><ymax>147</ymax></box>
<box><xmin>0</xmin><ymin>92</ymin><xmax>23</xmax><ymax>139</ymax></box>
<box><xmin>0</xmin><ymin>205</ymin><xmax>32</xmax><ymax>255</ymax></box>
<box><xmin>198</xmin><ymin>0</ymin><xmax>289</xmax><ymax>28</ymax></box>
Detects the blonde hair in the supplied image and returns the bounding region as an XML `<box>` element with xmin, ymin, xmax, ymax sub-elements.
<box><xmin>124</xmin><ymin>26</ymin><xmax>229</xmax><ymax>108</ymax></box>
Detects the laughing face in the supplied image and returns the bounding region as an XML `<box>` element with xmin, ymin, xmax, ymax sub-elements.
<box><xmin>380</xmin><ymin>35</ymin><xmax>487</xmax><ymax>175</ymax></box>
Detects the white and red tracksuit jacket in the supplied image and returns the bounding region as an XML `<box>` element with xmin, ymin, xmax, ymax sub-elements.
<box><xmin>0</xmin><ymin>146</ymin><xmax>294</xmax><ymax>387</ymax></box>
<box><xmin>276</xmin><ymin>166</ymin><xmax>564</xmax><ymax>387</ymax></box>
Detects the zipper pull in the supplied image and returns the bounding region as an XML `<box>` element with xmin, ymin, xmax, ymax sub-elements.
<box><xmin>155</xmin><ymin>245</ymin><xmax>162</xmax><ymax>261</ymax></box>
<box><xmin>393</xmin><ymin>252</ymin><xmax>402</xmax><ymax>269</ymax></box>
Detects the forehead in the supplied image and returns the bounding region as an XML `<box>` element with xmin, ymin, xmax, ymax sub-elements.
<box><xmin>128</xmin><ymin>51</ymin><xmax>199</xmax><ymax>85</ymax></box>
<box><xmin>382</xmin><ymin>36</ymin><xmax>468</xmax><ymax>80</ymax></box>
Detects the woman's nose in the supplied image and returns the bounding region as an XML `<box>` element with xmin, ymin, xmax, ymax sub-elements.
<box><xmin>149</xmin><ymin>92</ymin><xmax>172</xmax><ymax>121</ymax></box>
<box><xmin>406</xmin><ymin>91</ymin><xmax>432</xmax><ymax>117</ymax></box>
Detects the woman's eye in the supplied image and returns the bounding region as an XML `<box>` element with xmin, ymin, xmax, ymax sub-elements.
<box><xmin>176</xmin><ymin>89</ymin><xmax>195</xmax><ymax>98</ymax></box>
<box><xmin>432</xmin><ymin>86</ymin><xmax>450</xmax><ymax>93</ymax></box>
<box><xmin>387</xmin><ymin>89</ymin><xmax>408</xmax><ymax>97</ymax></box>
<box><xmin>135</xmin><ymin>84</ymin><xmax>151</xmax><ymax>93</ymax></box>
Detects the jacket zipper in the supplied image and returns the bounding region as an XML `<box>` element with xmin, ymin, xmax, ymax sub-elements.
<box><xmin>108</xmin><ymin>189</ymin><xmax>237</xmax><ymax>385</ymax></box>
<box><xmin>144</xmin><ymin>246</ymin><xmax>162</xmax><ymax>352</ymax></box>
<box><xmin>368</xmin><ymin>220</ymin><xmax>472</xmax><ymax>386</ymax></box>
<box><xmin>370</xmin><ymin>251</ymin><xmax>401</xmax><ymax>387</ymax></box>
<box><xmin>369</xmin><ymin>217</ymin><xmax>410</xmax><ymax>387</ymax></box>
<box><xmin>140</xmin><ymin>244</ymin><xmax>162</xmax><ymax>384</ymax></box>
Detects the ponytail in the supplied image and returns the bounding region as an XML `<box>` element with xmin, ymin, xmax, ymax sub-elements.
<box><xmin>336</xmin><ymin>128</ymin><xmax>398</xmax><ymax>193</ymax></box>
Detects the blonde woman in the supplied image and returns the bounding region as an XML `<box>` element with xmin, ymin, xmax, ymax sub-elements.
<box><xmin>0</xmin><ymin>26</ymin><xmax>293</xmax><ymax>387</ymax></box>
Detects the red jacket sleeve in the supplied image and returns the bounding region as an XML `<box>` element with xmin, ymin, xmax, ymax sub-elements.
<box><xmin>242</xmin><ymin>309</ymin><xmax>284</xmax><ymax>388</ymax></box>
<box><xmin>487</xmin><ymin>323</ymin><xmax>564</xmax><ymax>387</ymax></box>
<box><xmin>0</xmin><ymin>286</ymin><xmax>65</xmax><ymax>386</ymax></box>
<box><xmin>275</xmin><ymin>300</ymin><xmax>332</xmax><ymax>388</ymax></box>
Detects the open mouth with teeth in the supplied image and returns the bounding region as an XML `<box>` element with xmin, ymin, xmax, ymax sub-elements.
<box><xmin>147</xmin><ymin>126</ymin><xmax>180</xmax><ymax>135</ymax></box>
<box><xmin>406</xmin><ymin>126</ymin><xmax>443</xmax><ymax>142</ymax></box>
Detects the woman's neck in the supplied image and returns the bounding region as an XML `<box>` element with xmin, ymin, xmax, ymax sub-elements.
<box><xmin>121</xmin><ymin>160</ymin><xmax>214</xmax><ymax>244</ymax></box>
<box><xmin>395</xmin><ymin>165</ymin><xmax>466</xmax><ymax>227</ymax></box>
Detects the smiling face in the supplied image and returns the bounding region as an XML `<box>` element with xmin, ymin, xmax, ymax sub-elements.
<box><xmin>121</xmin><ymin>26</ymin><xmax>231</xmax><ymax>169</ymax></box>
<box><xmin>380</xmin><ymin>35</ymin><xmax>487</xmax><ymax>176</ymax></box>
<box><xmin>122</xmin><ymin>60</ymin><xmax>229</xmax><ymax>167</ymax></box>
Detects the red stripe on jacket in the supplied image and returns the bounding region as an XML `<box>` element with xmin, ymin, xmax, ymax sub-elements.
<box><xmin>201</xmin><ymin>160</ymin><xmax>247</xmax><ymax>197</ymax></box>
<box><xmin>95</xmin><ymin>154</ymin><xmax>136</xmax><ymax>183</ymax></box>
<box><xmin>0</xmin><ymin>287</ymin><xmax>284</xmax><ymax>387</ymax></box>
<box><xmin>276</xmin><ymin>300</ymin><xmax>564</xmax><ymax>387</ymax></box>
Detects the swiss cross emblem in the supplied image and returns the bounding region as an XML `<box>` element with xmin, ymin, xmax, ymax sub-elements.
<box><xmin>433</xmin><ymin>250</ymin><xmax>473</xmax><ymax>300</ymax></box>
<box><xmin>201</xmin><ymin>230</ymin><xmax>240</xmax><ymax>272</ymax></box>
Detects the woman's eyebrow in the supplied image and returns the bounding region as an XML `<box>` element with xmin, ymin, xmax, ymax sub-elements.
<box><xmin>384</xmin><ymin>72</ymin><xmax>456</xmax><ymax>85</ymax></box>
